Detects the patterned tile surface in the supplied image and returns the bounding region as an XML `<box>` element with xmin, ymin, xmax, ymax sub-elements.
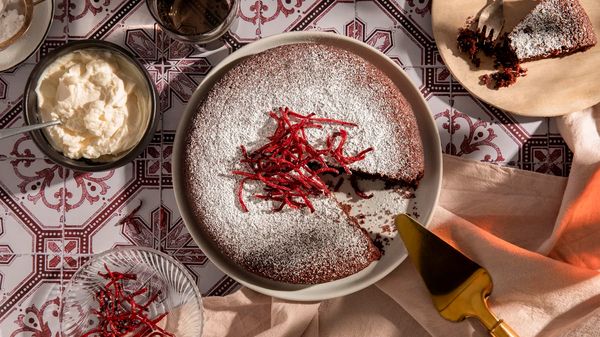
<box><xmin>0</xmin><ymin>0</ymin><xmax>573</xmax><ymax>333</ymax></box>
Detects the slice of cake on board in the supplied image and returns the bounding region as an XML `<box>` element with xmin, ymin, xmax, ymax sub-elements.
<box><xmin>508</xmin><ymin>0</ymin><xmax>597</xmax><ymax>62</ymax></box>
<box><xmin>457</xmin><ymin>0</ymin><xmax>597</xmax><ymax>88</ymax></box>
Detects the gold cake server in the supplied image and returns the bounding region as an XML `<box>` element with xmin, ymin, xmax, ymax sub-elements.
<box><xmin>395</xmin><ymin>214</ymin><xmax>519</xmax><ymax>337</ymax></box>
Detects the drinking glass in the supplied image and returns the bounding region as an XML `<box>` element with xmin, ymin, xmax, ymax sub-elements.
<box><xmin>146</xmin><ymin>0</ymin><xmax>240</xmax><ymax>45</ymax></box>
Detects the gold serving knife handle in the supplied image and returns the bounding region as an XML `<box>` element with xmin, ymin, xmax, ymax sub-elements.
<box><xmin>477</xmin><ymin>296</ymin><xmax>519</xmax><ymax>337</ymax></box>
<box><xmin>489</xmin><ymin>320</ymin><xmax>519</xmax><ymax>337</ymax></box>
<box><xmin>438</xmin><ymin>269</ymin><xmax>520</xmax><ymax>337</ymax></box>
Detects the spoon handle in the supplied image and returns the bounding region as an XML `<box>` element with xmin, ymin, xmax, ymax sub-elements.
<box><xmin>0</xmin><ymin>120</ymin><xmax>61</xmax><ymax>140</ymax></box>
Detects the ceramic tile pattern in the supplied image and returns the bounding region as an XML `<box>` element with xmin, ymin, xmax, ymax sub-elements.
<box><xmin>0</xmin><ymin>0</ymin><xmax>574</xmax><ymax>334</ymax></box>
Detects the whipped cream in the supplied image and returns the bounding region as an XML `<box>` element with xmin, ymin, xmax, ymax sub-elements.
<box><xmin>0</xmin><ymin>0</ymin><xmax>25</xmax><ymax>44</ymax></box>
<box><xmin>36</xmin><ymin>50</ymin><xmax>150</xmax><ymax>160</ymax></box>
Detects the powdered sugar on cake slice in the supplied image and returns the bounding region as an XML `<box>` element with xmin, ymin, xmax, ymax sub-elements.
<box><xmin>509</xmin><ymin>0</ymin><xmax>597</xmax><ymax>62</ymax></box>
<box><xmin>183</xmin><ymin>43</ymin><xmax>423</xmax><ymax>284</ymax></box>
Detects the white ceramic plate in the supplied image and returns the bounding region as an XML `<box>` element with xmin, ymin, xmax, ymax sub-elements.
<box><xmin>0</xmin><ymin>0</ymin><xmax>54</xmax><ymax>71</ymax></box>
<box><xmin>173</xmin><ymin>32</ymin><xmax>442</xmax><ymax>301</ymax></box>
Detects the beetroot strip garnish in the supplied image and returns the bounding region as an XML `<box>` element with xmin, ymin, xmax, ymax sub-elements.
<box><xmin>232</xmin><ymin>107</ymin><xmax>374</xmax><ymax>212</ymax></box>
<box><xmin>81</xmin><ymin>264</ymin><xmax>174</xmax><ymax>337</ymax></box>
<box><xmin>237</xmin><ymin>178</ymin><xmax>250</xmax><ymax>212</ymax></box>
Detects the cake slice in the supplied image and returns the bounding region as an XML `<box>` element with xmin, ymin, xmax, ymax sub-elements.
<box><xmin>508</xmin><ymin>0</ymin><xmax>597</xmax><ymax>62</ymax></box>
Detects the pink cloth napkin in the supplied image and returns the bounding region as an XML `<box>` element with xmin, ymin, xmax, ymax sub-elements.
<box><xmin>201</xmin><ymin>104</ymin><xmax>600</xmax><ymax>337</ymax></box>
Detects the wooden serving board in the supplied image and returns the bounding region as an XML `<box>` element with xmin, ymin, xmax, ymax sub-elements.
<box><xmin>432</xmin><ymin>0</ymin><xmax>600</xmax><ymax>117</ymax></box>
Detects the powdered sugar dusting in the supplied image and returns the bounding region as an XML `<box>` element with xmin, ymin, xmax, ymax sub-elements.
<box><xmin>183</xmin><ymin>43</ymin><xmax>422</xmax><ymax>284</ymax></box>
<box><xmin>509</xmin><ymin>0</ymin><xmax>597</xmax><ymax>61</ymax></box>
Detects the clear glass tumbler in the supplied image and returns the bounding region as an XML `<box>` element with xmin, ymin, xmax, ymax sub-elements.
<box><xmin>146</xmin><ymin>0</ymin><xmax>240</xmax><ymax>44</ymax></box>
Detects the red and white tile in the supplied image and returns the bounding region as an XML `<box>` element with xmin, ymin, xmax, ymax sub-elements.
<box><xmin>450</xmin><ymin>94</ymin><xmax>523</xmax><ymax>164</ymax></box>
<box><xmin>0</xmin><ymin>120</ymin><xmax>49</xmax><ymax>160</ymax></box>
<box><xmin>257</xmin><ymin>0</ymin><xmax>320</xmax><ymax>37</ymax></box>
<box><xmin>387</xmin><ymin>0</ymin><xmax>433</xmax><ymax>37</ymax></box>
<box><xmin>0</xmin><ymin>160</ymin><xmax>64</xmax><ymax>230</ymax></box>
<box><xmin>0</xmin><ymin>206</ymin><xmax>36</xmax><ymax>255</ymax></box>
<box><xmin>0</xmin><ymin>63</ymin><xmax>35</xmax><ymax>118</ymax></box>
<box><xmin>356</xmin><ymin>1</ymin><xmax>421</xmax><ymax>66</ymax></box>
<box><xmin>230</xmin><ymin>0</ymin><xmax>262</xmax><ymax>41</ymax></box>
<box><xmin>67</xmin><ymin>0</ymin><xmax>135</xmax><ymax>39</ymax></box>
<box><xmin>428</xmin><ymin>95</ymin><xmax>453</xmax><ymax>155</ymax></box>
<box><xmin>64</xmin><ymin>160</ymin><xmax>160</xmax><ymax>255</ymax></box>
<box><xmin>0</xmin><ymin>255</ymin><xmax>62</xmax><ymax>336</ymax></box>
<box><xmin>46</xmin><ymin>0</ymin><xmax>69</xmax><ymax>40</ymax></box>
<box><xmin>356</xmin><ymin>0</ymin><xmax>436</xmax><ymax>66</ymax></box>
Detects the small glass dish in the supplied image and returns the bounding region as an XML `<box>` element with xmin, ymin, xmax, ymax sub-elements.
<box><xmin>61</xmin><ymin>247</ymin><xmax>203</xmax><ymax>337</ymax></box>
<box><xmin>146</xmin><ymin>0</ymin><xmax>240</xmax><ymax>44</ymax></box>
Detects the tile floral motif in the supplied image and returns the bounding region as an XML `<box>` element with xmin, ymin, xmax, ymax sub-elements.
<box><xmin>9</xmin><ymin>296</ymin><xmax>61</xmax><ymax>337</ymax></box>
<box><xmin>521</xmin><ymin>137</ymin><xmax>573</xmax><ymax>177</ymax></box>
<box><xmin>47</xmin><ymin>0</ymin><xmax>69</xmax><ymax>40</ymax></box>
<box><xmin>125</xmin><ymin>24</ymin><xmax>212</xmax><ymax>113</ymax></box>
<box><xmin>0</xmin><ymin>160</ymin><xmax>64</xmax><ymax>230</ymax></box>
<box><xmin>450</xmin><ymin>94</ymin><xmax>541</xmax><ymax>164</ymax></box>
<box><xmin>1</xmin><ymin>132</ymin><xmax>47</xmax><ymax>160</ymax></box>
<box><xmin>348</xmin><ymin>17</ymin><xmax>393</xmax><ymax>53</ymax></box>
<box><xmin>449</xmin><ymin>109</ymin><xmax>506</xmax><ymax>163</ymax></box>
<box><xmin>64</xmin><ymin>161</ymin><xmax>160</xmax><ymax>255</ymax></box>
<box><xmin>0</xmin><ymin>255</ymin><xmax>61</xmax><ymax>334</ymax></box>
<box><xmin>356</xmin><ymin>0</ymin><xmax>437</xmax><ymax>66</ymax></box>
<box><xmin>256</xmin><ymin>0</ymin><xmax>318</xmax><ymax>37</ymax></box>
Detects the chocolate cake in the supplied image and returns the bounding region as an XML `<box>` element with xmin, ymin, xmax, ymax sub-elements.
<box><xmin>508</xmin><ymin>0</ymin><xmax>597</xmax><ymax>62</ymax></box>
<box><xmin>457</xmin><ymin>0</ymin><xmax>597</xmax><ymax>88</ymax></box>
<box><xmin>183</xmin><ymin>43</ymin><xmax>424</xmax><ymax>284</ymax></box>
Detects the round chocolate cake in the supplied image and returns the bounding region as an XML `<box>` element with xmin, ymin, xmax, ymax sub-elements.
<box><xmin>183</xmin><ymin>43</ymin><xmax>424</xmax><ymax>284</ymax></box>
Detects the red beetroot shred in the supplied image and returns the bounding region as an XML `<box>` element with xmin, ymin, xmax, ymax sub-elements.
<box><xmin>81</xmin><ymin>264</ymin><xmax>174</xmax><ymax>337</ymax></box>
<box><xmin>233</xmin><ymin>107</ymin><xmax>374</xmax><ymax>212</ymax></box>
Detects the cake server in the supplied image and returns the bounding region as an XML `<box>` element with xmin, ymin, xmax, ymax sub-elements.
<box><xmin>395</xmin><ymin>214</ymin><xmax>519</xmax><ymax>337</ymax></box>
<box><xmin>0</xmin><ymin>120</ymin><xmax>60</xmax><ymax>140</ymax></box>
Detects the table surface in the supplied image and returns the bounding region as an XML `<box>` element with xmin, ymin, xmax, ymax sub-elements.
<box><xmin>0</xmin><ymin>0</ymin><xmax>572</xmax><ymax>334</ymax></box>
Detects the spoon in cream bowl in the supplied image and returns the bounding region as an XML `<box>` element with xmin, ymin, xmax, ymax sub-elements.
<box><xmin>0</xmin><ymin>119</ymin><xmax>60</xmax><ymax>140</ymax></box>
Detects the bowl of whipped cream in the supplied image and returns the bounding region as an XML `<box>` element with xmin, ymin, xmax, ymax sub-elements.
<box><xmin>24</xmin><ymin>40</ymin><xmax>158</xmax><ymax>171</ymax></box>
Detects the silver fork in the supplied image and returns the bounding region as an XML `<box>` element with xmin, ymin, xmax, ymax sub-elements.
<box><xmin>477</xmin><ymin>0</ymin><xmax>505</xmax><ymax>41</ymax></box>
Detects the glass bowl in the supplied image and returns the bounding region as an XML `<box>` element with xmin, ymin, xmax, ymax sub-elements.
<box><xmin>61</xmin><ymin>247</ymin><xmax>203</xmax><ymax>337</ymax></box>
